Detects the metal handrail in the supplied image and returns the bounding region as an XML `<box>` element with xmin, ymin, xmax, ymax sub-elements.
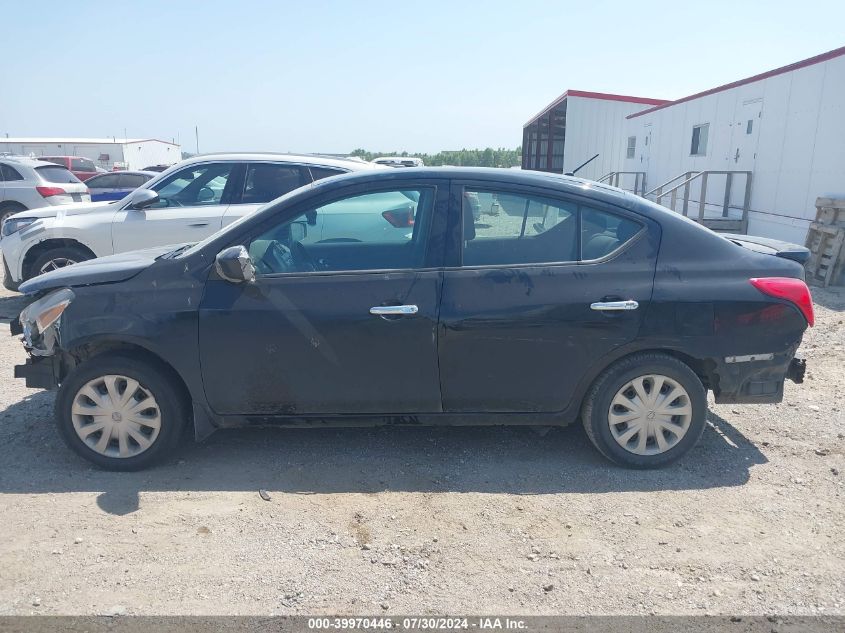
<box><xmin>597</xmin><ymin>171</ymin><xmax>647</xmax><ymax>196</ymax></box>
<box><xmin>645</xmin><ymin>170</ymin><xmax>753</xmax><ymax>233</ymax></box>
<box><xmin>644</xmin><ymin>171</ymin><xmax>699</xmax><ymax>198</ymax></box>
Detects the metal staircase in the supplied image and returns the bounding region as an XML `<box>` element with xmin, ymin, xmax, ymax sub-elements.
<box><xmin>643</xmin><ymin>170</ymin><xmax>752</xmax><ymax>234</ymax></box>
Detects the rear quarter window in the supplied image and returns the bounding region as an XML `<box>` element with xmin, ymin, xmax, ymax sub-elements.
<box><xmin>35</xmin><ymin>165</ymin><xmax>82</xmax><ymax>184</ymax></box>
<box><xmin>580</xmin><ymin>207</ymin><xmax>643</xmax><ymax>260</ymax></box>
<box><xmin>308</xmin><ymin>166</ymin><xmax>347</xmax><ymax>181</ymax></box>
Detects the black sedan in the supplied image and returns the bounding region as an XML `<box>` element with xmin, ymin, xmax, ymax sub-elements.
<box><xmin>11</xmin><ymin>168</ymin><xmax>812</xmax><ymax>470</ymax></box>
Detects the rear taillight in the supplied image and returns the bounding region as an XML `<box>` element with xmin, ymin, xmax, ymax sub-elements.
<box><xmin>36</xmin><ymin>186</ymin><xmax>66</xmax><ymax>198</ymax></box>
<box><xmin>382</xmin><ymin>208</ymin><xmax>415</xmax><ymax>228</ymax></box>
<box><xmin>750</xmin><ymin>277</ymin><xmax>814</xmax><ymax>326</ymax></box>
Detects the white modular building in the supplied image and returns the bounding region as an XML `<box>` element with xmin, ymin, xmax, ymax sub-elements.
<box><xmin>522</xmin><ymin>90</ymin><xmax>669</xmax><ymax>185</ymax></box>
<box><xmin>523</xmin><ymin>46</ymin><xmax>845</xmax><ymax>243</ymax></box>
<box><xmin>0</xmin><ymin>137</ymin><xmax>181</xmax><ymax>171</ymax></box>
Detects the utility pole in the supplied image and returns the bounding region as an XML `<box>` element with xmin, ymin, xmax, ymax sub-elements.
<box><xmin>195</xmin><ymin>126</ymin><xmax>199</xmax><ymax>154</ymax></box>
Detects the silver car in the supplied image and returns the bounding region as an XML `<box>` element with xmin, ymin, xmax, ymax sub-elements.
<box><xmin>0</xmin><ymin>156</ymin><xmax>91</xmax><ymax>228</ymax></box>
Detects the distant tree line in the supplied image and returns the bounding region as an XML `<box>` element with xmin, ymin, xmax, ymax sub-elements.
<box><xmin>350</xmin><ymin>147</ymin><xmax>521</xmax><ymax>168</ymax></box>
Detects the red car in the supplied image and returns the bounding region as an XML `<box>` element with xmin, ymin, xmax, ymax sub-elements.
<box><xmin>39</xmin><ymin>156</ymin><xmax>100</xmax><ymax>182</ymax></box>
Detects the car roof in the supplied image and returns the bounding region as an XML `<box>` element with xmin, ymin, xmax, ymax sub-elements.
<box><xmin>90</xmin><ymin>170</ymin><xmax>157</xmax><ymax>177</ymax></box>
<box><xmin>183</xmin><ymin>152</ymin><xmax>383</xmax><ymax>171</ymax></box>
<box><xmin>313</xmin><ymin>166</ymin><xmax>633</xmax><ymax>204</ymax></box>
<box><xmin>0</xmin><ymin>155</ymin><xmax>64</xmax><ymax>169</ymax></box>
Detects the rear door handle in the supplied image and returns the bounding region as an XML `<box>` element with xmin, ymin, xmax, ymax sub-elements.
<box><xmin>189</xmin><ymin>222</ymin><xmax>209</xmax><ymax>228</ymax></box>
<box><xmin>370</xmin><ymin>305</ymin><xmax>418</xmax><ymax>316</ymax></box>
<box><xmin>590</xmin><ymin>300</ymin><xmax>639</xmax><ymax>311</ymax></box>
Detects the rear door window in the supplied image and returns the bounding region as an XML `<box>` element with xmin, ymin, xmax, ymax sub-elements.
<box><xmin>461</xmin><ymin>190</ymin><xmax>578</xmax><ymax>266</ymax></box>
<box><xmin>87</xmin><ymin>174</ymin><xmax>120</xmax><ymax>188</ymax></box>
<box><xmin>119</xmin><ymin>173</ymin><xmax>149</xmax><ymax>189</ymax></box>
<box><xmin>241</xmin><ymin>163</ymin><xmax>307</xmax><ymax>204</ymax></box>
<box><xmin>35</xmin><ymin>166</ymin><xmax>82</xmax><ymax>184</ymax></box>
<box><xmin>460</xmin><ymin>187</ymin><xmax>642</xmax><ymax>266</ymax></box>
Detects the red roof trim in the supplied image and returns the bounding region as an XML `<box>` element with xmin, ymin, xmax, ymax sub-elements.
<box><xmin>565</xmin><ymin>90</ymin><xmax>670</xmax><ymax>106</ymax></box>
<box><xmin>628</xmin><ymin>45</ymin><xmax>845</xmax><ymax>119</ymax></box>
<box><xmin>524</xmin><ymin>90</ymin><xmax>669</xmax><ymax>127</ymax></box>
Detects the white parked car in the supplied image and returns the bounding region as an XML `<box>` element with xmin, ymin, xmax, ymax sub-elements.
<box><xmin>0</xmin><ymin>156</ymin><xmax>91</xmax><ymax>227</ymax></box>
<box><xmin>373</xmin><ymin>156</ymin><xmax>425</xmax><ymax>168</ymax></box>
<box><xmin>1</xmin><ymin>153</ymin><xmax>382</xmax><ymax>290</ymax></box>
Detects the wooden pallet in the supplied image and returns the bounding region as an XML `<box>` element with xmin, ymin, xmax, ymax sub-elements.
<box><xmin>805</xmin><ymin>222</ymin><xmax>845</xmax><ymax>287</ymax></box>
<box><xmin>814</xmin><ymin>198</ymin><xmax>845</xmax><ymax>227</ymax></box>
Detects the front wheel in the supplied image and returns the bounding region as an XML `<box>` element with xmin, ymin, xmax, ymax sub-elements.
<box><xmin>29</xmin><ymin>246</ymin><xmax>93</xmax><ymax>279</ymax></box>
<box><xmin>55</xmin><ymin>355</ymin><xmax>188</xmax><ymax>470</ymax></box>
<box><xmin>581</xmin><ymin>353</ymin><xmax>707</xmax><ymax>468</ymax></box>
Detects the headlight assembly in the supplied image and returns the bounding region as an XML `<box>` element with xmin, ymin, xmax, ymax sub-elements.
<box><xmin>19</xmin><ymin>288</ymin><xmax>75</xmax><ymax>355</ymax></box>
<box><xmin>1</xmin><ymin>217</ymin><xmax>37</xmax><ymax>237</ymax></box>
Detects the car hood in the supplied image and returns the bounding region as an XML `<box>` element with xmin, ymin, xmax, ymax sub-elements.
<box><xmin>19</xmin><ymin>244</ymin><xmax>187</xmax><ymax>294</ymax></box>
<box><xmin>9</xmin><ymin>200</ymin><xmax>116</xmax><ymax>220</ymax></box>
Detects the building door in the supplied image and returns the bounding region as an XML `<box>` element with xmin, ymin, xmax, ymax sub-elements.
<box><xmin>640</xmin><ymin>123</ymin><xmax>653</xmax><ymax>192</ymax></box>
<box><xmin>729</xmin><ymin>99</ymin><xmax>762</xmax><ymax>207</ymax></box>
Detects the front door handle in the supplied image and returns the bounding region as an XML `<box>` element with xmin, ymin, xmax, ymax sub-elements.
<box><xmin>189</xmin><ymin>222</ymin><xmax>210</xmax><ymax>228</ymax></box>
<box><xmin>370</xmin><ymin>305</ymin><xmax>418</xmax><ymax>316</ymax></box>
<box><xmin>590</xmin><ymin>300</ymin><xmax>639</xmax><ymax>311</ymax></box>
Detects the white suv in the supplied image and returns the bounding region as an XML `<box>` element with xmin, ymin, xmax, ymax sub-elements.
<box><xmin>1</xmin><ymin>153</ymin><xmax>380</xmax><ymax>290</ymax></box>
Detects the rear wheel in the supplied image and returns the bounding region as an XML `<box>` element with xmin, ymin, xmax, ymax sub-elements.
<box><xmin>55</xmin><ymin>355</ymin><xmax>188</xmax><ymax>470</ymax></box>
<box><xmin>581</xmin><ymin>353</ymin><xmax>707</xmax><ymax>468</ymax></box>
<box><xmin>28</xmin><ymin>246</ymin><xmax>92</xmax><ymax>279</ymax></box>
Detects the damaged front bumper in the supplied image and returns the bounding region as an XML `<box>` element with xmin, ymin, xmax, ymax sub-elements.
<box><xmin>14</xmin><ymin>355</ymin><xmax>61</xmax><ymax>390</ymax></box>
<box><xmin>12</xmin><ymin>316</ymin><xmax>61</xmax><ymax>389</ymax></box>
<box><xmin>10</xmin><ymin>294</ymin><xmax>67</xmax><ymax>390</ymax></box>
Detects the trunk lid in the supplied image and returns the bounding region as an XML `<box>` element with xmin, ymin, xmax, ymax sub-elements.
<box><xmin>719</xmin><ymin>233</ymin><xmax>810</xmax><ymax>265</ymax></box>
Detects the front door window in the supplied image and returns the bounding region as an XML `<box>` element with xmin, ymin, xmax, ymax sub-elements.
<box><xmin>149</xmin><ymin>163</ymin><xmax>235</xmax><ymax>209</ymax></box>
<box><xmin>247</xmin><ymin>188</ymin><xmax>435</xmax><ymax>274</ymax></box>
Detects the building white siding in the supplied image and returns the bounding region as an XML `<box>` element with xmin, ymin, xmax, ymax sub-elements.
<box><xmin>121</xmin><ymin>141</ymin><xmax>180</xmax><ymax>170</ymax></box>
<box><xmin>563</xmin><ymin>96</ymin><xmax>650</xmax><ymax>181</ymax></box>
<box><xmin>623</xmin><ymin>52</ymin><xmax>845</xmax><ymax>243</ymax></box>
<box><xmin>0</xmin><ymin>138</ymin><xmax>180</xmax><ymax>171</ymax></box>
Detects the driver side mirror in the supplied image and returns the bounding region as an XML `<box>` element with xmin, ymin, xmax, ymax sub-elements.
<box><xmin>215</xmin><ymin>245</ymin><xmax>256</xmax><ymax>284</ymax></box>
<box><xmin>128</xmin><ymin>188</ymin><xmax>159</xmax><ymax>210</ymax></box>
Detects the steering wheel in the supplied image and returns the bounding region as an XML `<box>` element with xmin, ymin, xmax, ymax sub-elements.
<box><xmin>289</xmin><ymin>241</ymin><xmax>316</xmax><ymax>272</ymax></box>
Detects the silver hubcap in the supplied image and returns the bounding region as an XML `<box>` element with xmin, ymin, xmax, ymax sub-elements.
<box><xmin>40</xmin><ymin>257</ymin><xmax>77</xmax><ymax>274</ymax></box>
<box><xmin>608</xmin><ymin>374</ymin><xmax>692</xmax><ymax>455</ymax></box>
<box><xmin>71</xmin><ymin>375</ymin><xmax>161</xmax><ymax>458</ymax></box>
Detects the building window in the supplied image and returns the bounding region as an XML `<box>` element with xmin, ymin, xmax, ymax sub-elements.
<box><xmin>626</xmin><ymin>136</ymin><xmax>636</xmax><ymax>159</ymax></box>
<box><xmin>690</xmin><ymin>123</ymin><xmax>709</xmax><ymax>156</ymax></box>
<box><xmin>746</xmin><ymin>119</ymin><xmax>754</xmax><ymax>134</ymax></box>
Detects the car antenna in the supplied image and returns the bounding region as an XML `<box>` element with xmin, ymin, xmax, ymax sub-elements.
<box><xmin>565</xmin><ymin>153</ymin><xmax>599</xmax><ymax>176</ymax></box>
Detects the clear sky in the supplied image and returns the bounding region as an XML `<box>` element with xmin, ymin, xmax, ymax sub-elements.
<box><xmin>2</xmin><ymin>0</ymin><xmax>843</xmax><ymax>154</ymax></box>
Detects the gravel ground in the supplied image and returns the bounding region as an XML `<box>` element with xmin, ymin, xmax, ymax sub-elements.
<box><xmin>0</xmin><ymin>272</ymin><xmax>843</xmax><ymax>617</ymax></box>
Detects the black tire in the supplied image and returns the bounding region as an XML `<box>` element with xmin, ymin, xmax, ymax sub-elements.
<box><xmin>55</xmin><ymin>354</ymin><xmax>189</xmax><ymax>471</ymax></box>
<box><xmin>28</xmin><ymin>245</ymin><xmax>93</xmax><ymax>280</ymax></box>
<box><xmin>581</xmin><ymin>353</ymin><xmax>707</xmax><ymax>468</ymax></box>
